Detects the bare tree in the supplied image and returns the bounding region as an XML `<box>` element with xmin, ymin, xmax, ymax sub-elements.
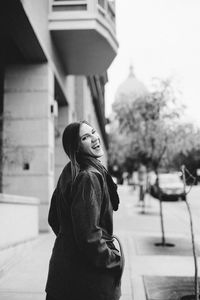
<box><xmin>181</xmin><ymin>165</ymin><xmax>199</xmax><ymax>300</ymax></box>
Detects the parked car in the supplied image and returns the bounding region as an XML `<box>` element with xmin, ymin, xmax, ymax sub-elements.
<box><xmin>150</xmin><ymin>172</ymin><xmax>185</xmax><ymax>201</ymax></box>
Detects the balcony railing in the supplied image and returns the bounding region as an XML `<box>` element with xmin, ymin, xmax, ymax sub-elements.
<box><xmin>49</xmin><ymin>0</ymin><xmax>116</xmax><ymax>32</ymax></box>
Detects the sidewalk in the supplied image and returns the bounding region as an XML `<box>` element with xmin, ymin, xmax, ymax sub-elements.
<box><xmin>116</xmin><ymin>185</ymin><xmax>200</xmax><ymax>300</ymax></box>
<box><xmin>0</xmin><ymin>185</ymin><xmax>199</xmax><ymax>300</ymax></box>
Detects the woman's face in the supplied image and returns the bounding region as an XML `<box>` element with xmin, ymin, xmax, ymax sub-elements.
<box><xmin>79</xmin><ymin>123</ymin><xmax>104</xmax><ymax>158</ymax></box>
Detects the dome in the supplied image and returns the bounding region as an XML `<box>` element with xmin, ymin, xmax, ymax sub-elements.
<box><xmin>115</xmin><ymin>65</ymin><xmax>149</xmax><ymax>102</ymax></box>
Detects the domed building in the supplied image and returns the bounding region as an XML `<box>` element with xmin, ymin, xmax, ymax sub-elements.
<box><xmin>108</xmin><ymin>65</ymin><xmax>149</xmax><ymax>130</ymax></box>
<box><xmin>114</xmin><ymin>65</ymin><xmax>149</xmax><ymax>105</ymax></box>
<box><xmin>108</xmin><ymin>65</ymin><xmax>149</xmax><ymax>126</ymax></box>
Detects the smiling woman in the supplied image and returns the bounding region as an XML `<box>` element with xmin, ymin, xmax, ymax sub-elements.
<box><xmin>45</xmin><ymin>120</ymin><xmax>124</xmax><ymax>300</ymax></box>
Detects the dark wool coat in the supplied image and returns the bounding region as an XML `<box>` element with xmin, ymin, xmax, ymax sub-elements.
<box><xmin>45</xmin><ymin>163</ymin><xmax>124</xmax><ymax>300</ymax></box>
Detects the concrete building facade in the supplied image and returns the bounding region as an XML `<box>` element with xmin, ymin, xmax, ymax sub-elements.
<box><xmin>0</xmin><ymin>0</ymin><xmax>118</xmax><ymax>235</ymax></box>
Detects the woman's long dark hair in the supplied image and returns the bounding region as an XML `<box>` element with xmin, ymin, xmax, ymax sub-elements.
<box><xmin>62</xmin><ymin>121</ymin><xmax>81</xmax><ymax>183</ymax></box>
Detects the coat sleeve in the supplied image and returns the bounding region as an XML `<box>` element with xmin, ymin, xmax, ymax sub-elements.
<box><xmin>71</xmin><ymin>171</ymin><xmax>121</xmax><ymax>270</ymax></box>
<box><xmin>48</xmin><ymin>188</ymin><xmax>59</xmax><ymax>236</ymax></box>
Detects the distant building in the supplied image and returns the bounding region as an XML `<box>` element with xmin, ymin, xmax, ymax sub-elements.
<box><xmin>109</xmin><ymin>65</ymin><xmax>149</xmax><ymax>128</ymax></box>
<box><xmin>114</xmin><ymin>65</ymin><xmax>149</xmax><ymax>106</ymax></box>
<box><xmin>0</xmin><ymin>0</ymin><xmax>118</xmax><ymax>233</ymax></box>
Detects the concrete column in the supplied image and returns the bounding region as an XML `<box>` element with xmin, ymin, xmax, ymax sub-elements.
<box><xmin>3</xmin><ymin>63</ymin><xmax>55</xmax><ymax>232</ymax></box>
<box><xmin>75</xmin><ymin>76</ymin><xmax>84</xmax><ymax>121</ymax></box>
<box><xmin>55</xmin><ymin>106</ymin><xmax>69</xmax><ymax>185</ymax></box>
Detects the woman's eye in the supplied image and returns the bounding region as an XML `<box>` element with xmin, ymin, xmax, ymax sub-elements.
<box><xmin>82</xmin><ymin>135</ymin><xmax>89</xmax><ymax>141</ymax></box>
<box><xmin>92</xmin><ymin>129</ymin><xmax>96</xmax><ymax>134</ymax></box>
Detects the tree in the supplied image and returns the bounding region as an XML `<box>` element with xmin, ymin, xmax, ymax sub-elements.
<box><xmin>110</xmin><ymin>77</ymin><xmax>199</xmax><ymax>246</ymax></box>
<box><xmin>171</xmin><ymin>126</ymin><xmax>200</xmax><ymax>183</ymax></box>
<box><xmin>107</xmin><ymin>128</ymin><xmax>132</xmax><ymax>183</ymax></box>
<box><xmin>110</xmin><ymin>76</ymin><xmax>200</xmax><ymax>179</ymax></box>
<box><xmin>112</xmin><ymin>78</ymin><xmax>185</xmax><ymax>172</ymax></box>
<box><xmin>181</xmin><ymin>165</ymin><xmax>199</xmax><ymax>300</ymax></box>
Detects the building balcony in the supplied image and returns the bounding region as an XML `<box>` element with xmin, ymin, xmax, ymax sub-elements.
<box><xmin>48</xmin><ymin>0</ymin><xmax>118</xmax><ymax>75</ymax></box>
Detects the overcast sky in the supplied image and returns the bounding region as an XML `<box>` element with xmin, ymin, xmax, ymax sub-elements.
<box><xmin>105</xmin><ymin>0</ymin><xmax>200</xmax><ymax>126</ymax></box>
